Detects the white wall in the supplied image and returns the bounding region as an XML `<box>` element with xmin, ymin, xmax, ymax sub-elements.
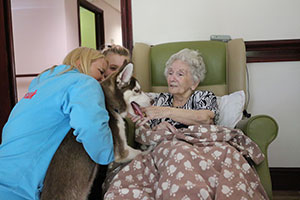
<box><xmin>248</xmin><ymin>62</ymin><xmax>300</xmax><ymax>167</ymax></box>
<box><xmin>132</xmin><ymin>0</ymin><xmax>300</xmax><ymax>167</ymax></box>
<box><xmin>132</xmin><ymin>0</ymin><xmax>300</xmax><ymax>44</ymax></box>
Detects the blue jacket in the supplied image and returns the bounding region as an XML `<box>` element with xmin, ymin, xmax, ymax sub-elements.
<box><xmin>0</xmin><ymin>65</ymin><xmax>114</xmax><ymax>200</ymax></box>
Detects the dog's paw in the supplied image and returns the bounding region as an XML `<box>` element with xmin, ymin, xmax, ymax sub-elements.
<box><xmin>115</xmin><ymin>148</ymin><xmax>141</xmax><ymax>163</ymax></box>
<box><xmin>129</xmin><ymin>148</ymin><xmax>142</xmax><ymax>158</ymax></box>
<box><xmin>141</xmin><ymin>144</ymin><xmax>155</xmax><ymax>155</ymax></box>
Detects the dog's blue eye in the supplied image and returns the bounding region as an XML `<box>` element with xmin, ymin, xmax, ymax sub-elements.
<box><xmin>114</xmin><ymin>109</ymin><xmax>119</xmax><ymax>113</ymax></box>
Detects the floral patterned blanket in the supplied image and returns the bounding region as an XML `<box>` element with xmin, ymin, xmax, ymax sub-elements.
<box><xmin>104</xmin><ymin>125</ymin><xmax>268</xmax><ymax>200</ymax></box>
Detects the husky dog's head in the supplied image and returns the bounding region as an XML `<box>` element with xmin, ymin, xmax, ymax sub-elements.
<box><xmin>101</xmin><ymin>62</ymin><xmax>151</xmax><ymax>118</ymax></box>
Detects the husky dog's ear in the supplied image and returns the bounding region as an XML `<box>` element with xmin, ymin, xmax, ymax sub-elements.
<box><xmin>116</xmin><ymin>63</ymin><xmax>133</xmax><ymax>88</ymax></box>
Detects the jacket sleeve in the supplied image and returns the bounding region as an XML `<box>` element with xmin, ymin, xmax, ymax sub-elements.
<box><xmin>61</xmin><ymin>76</ymin><xmax>114</xmax><ymax>165</ymax></box>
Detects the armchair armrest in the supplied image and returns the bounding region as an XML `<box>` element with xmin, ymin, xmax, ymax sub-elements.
<box><xmin>236</xmin><ymin>115</ymin><xmax>278</xmax><ymax>199</ymax></box>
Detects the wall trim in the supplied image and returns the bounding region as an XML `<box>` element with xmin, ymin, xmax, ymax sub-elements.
<box><xmin>16</xmin><ymin>74</ymin><xmax>38</xmax><ymax>78</ymax></box>
<box><xmin>245</xmin><ymin>39</ymin><xmax>300</xmax><ymax>63</ymax></box>
<box><xmin>270</xmin><ymin>167</ymin><xmax>300</xmax><ymax>190</ymax></box>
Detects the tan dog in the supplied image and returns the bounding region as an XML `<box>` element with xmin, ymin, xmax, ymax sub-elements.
<box><xmin>40</xmin><ymin>63</ymin><xmax>151</xmax><ymax>200</ymax></box>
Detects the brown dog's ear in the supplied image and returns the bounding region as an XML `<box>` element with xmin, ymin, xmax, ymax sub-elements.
<box><xmin>116</xmin><ymin>63</ymin><xmax>133</xmax><ymax>88</ymax></box>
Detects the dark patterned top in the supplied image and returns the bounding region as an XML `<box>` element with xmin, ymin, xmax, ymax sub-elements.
<box><xmin>149</xmin><ymin>90</ymin><xmax>219</xmax><ymax>129</ymax></box>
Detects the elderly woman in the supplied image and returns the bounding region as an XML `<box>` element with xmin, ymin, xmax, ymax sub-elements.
<box><xmin>104</xmin><ymin>49</ymin><xmax>268</xmax><ymax>200</ymax></box>
<box><xmin>136</xmin><ymin>48</ymin><xmax>218</xmax><ymax>132</ymax></box>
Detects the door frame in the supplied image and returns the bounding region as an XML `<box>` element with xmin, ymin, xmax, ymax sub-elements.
<box><xmin>0</xmin><ymin>0</ymin><xmax>17</xmax><ymax>140</ymax></box>
<box><xmin>78</xmin><ymin>0</ymin><xmax>133</xmax><ymax>51</ymax></box>
<box><xmin>78</xmin><ymin>0</ymin><xmax>105</xmax><ymax>50</ymax></box>
<box><xmin>121</xmin><ymin>0</ymin><xmax>133</xmax><ymax>52</ymax></box>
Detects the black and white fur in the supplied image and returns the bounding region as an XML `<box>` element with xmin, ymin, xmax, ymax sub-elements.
<box><xmin>40</xmin><ymin>63</ymin><xmax>151</xmax><ymax>200</ymax></box>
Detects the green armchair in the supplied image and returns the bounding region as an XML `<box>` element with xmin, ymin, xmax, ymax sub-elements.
<box><xmin>127</xmin><ymin>39</ymin><xmax>278</xmax><ymax>199</ymax></box>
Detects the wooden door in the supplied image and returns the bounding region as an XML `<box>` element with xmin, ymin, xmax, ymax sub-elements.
<box><xmin>0</xmin><ymin>0</ymin><xmax>17</xmax><ymax>142</ymax></box>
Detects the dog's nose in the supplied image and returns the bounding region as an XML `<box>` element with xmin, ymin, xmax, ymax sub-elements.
<box><xmin>150</xmin><ymin>99</ymin><xmax>154</xmax><ymax>105</ymax></box>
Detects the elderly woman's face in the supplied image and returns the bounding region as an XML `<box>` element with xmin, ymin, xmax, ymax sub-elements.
<box><xmin>166</xmin><ymin>60</ymin><xmax>196</xmax><ymax>96</ymax></box>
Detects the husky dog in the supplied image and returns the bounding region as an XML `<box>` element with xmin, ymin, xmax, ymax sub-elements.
<box><xmin>40</xmin><ymin>63</ymin><xmax>151</xmax><ymax>200</ymax></box>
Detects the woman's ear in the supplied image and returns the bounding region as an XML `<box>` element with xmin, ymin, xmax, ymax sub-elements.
<box><xmin>75</xmin><ymin>59</ymin><xmax>81</xmax><ymax>68</ymax></box>
<box><xmin>191</xmin><ymin>80</ymin><xmax>200</xmax><ymax>91</ymax></box>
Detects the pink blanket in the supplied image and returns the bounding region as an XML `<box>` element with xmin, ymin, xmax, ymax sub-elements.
<box><xmin>104</xmin><ymin>125</ymin><xmax>268</xmax><ymax>200</ymax></box>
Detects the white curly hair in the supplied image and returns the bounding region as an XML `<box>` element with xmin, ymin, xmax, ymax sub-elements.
<box><xmin>164</xmin><ymin>48</ymin><xmax>206</xmax><ymax>83</ymax></box>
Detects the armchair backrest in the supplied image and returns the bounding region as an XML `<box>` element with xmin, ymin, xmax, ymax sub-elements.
<box><xmin>132</xmin><ymin>39</ymin><xmax>247</xmax><ymax>98</ymax></box>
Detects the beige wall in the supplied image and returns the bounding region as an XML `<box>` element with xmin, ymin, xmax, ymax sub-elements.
<box><xmin>91</xmin><ymin>0</ymin><xmax>122</xmax><ymax>45</ymax></box>
<box><xmin>132</xmin><ymin>0</ymin><xmax>300</xmax><ymax>167</ymax></box>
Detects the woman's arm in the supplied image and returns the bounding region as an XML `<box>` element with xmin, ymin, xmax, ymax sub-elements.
<box><xmin>62</xmin><ymin>77</ymin><xmax>114</xmax><ymax>165</ymax></box>
<box><xmin>139</xmin><ymin>106</ymin><xmax>214</xmax><ymax>126</ymax></box>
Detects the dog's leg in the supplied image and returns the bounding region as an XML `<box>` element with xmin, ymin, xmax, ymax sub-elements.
<box><xmin>88</xmin><ymin>164</ymin><xmax>108</xmax><ymax>200</ymax></box>
<box><xmin>125</xmin><ymin>147</ymin><xmax>142</xmax><ymax>161</ymax></box>
<box><xmin>115</xmin><ymin>146</ymin><xmax>142</xmax><ymax>163</ymax></box>
<box><xmin>113</xmin><ymin>115</ymin><xmax>141</xmax><ymax>163</ymax></box>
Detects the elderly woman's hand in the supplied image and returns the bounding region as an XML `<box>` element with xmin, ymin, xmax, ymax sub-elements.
<box><xmin>198</xmin><ymin>110</ymin><xmax>215</xmax><ymax>125</ymax></box>
<box><xmin>127</xmin><ymin>113</ymin><xmax>142</xmax><ymax>123</ymax></box>
<box><xmin>126</xmin><ymin>112</ymin><xmax>150</xmax><ymax>128</ymax></box>
<box><xmin>129</xmin><ymin>106</ymin><xmax>167</xmax><ymax>127</ymax></box>
<box><xmin>127</xmin><ymin>106</ymin><xmax>165</xmax><ymax>122</ymax></box>
<box><xmin>135</xmin><ymin>106</ymin><xmax>169</xmax><ymax>126</ymax></box>
<box><xmin>141</xmin><ymin>106</ymin><xmax>168</xmax><ymax>119</ymax></box>
<box><xmin>152</xmin><ymin>121</ymin><xmax>177</xmax><ymax>133</ymax></box>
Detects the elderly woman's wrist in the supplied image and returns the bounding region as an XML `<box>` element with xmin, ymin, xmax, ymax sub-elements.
<box><xmin>164</xmin><ymin>107</ymin><xmax>172</xmax><ymax>118</ymax></box>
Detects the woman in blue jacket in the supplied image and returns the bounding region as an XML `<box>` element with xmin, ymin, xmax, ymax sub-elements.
<box><xmin>0</xmin><ymin>47</ymin><xmax>114</xmax><ymax>200</ymax></box>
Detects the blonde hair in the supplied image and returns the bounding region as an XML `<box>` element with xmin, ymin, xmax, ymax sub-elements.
<box><xmin>63</xmin><ymin>47</ymin><xmax>104</xmax><ymax>74</ymax></box>
<box><xmin>102</xmin><ymin>45</ymin><xmax>130</xmax><ymax>61</ymax></box>
<box><xmin>39</xmin><ymin>47</ymin><xmax>104</xmax><ymax>76</ymax></box>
